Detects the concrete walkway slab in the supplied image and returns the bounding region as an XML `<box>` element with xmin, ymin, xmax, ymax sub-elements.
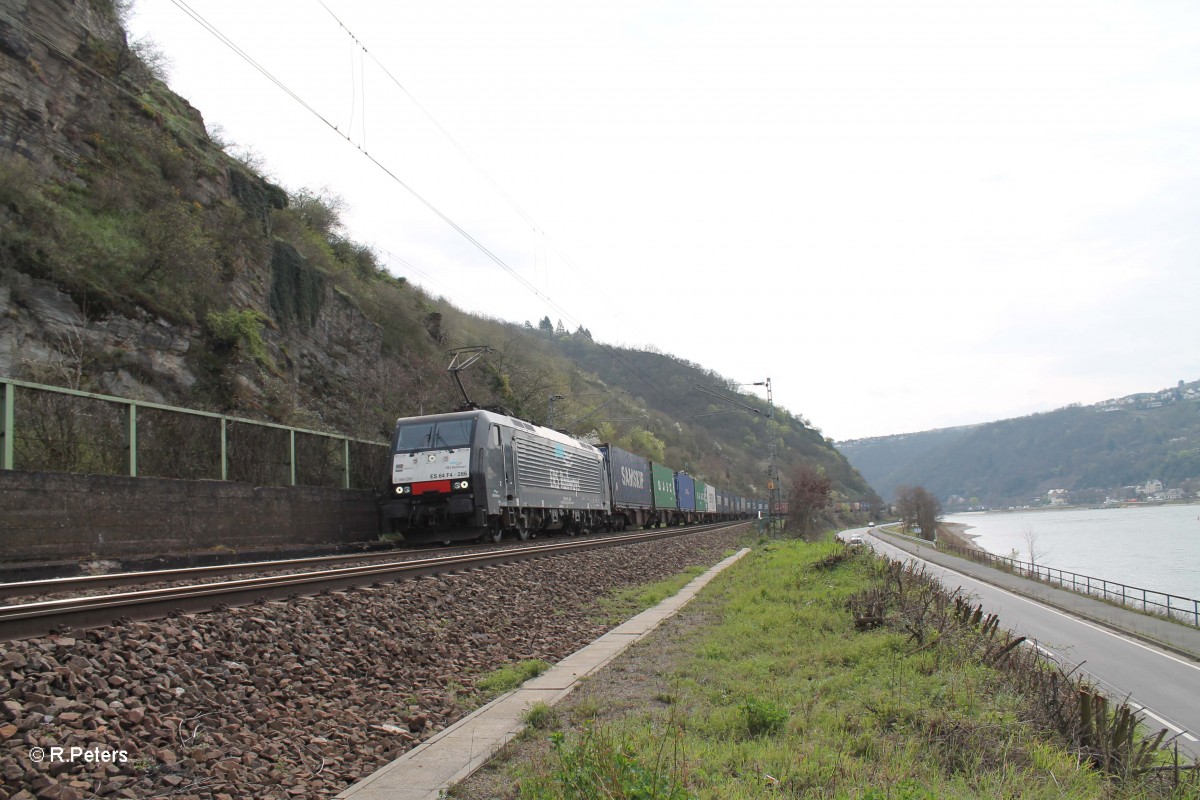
<box><xmin>337</xmin><ymin>547</ymin><xmax>751</xmax><ymax>800</ymax></box>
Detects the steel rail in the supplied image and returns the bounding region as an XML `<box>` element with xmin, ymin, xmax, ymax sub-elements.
<box><xmin>0</xmin><ymin>525</ymin><xmax>725</xmax><ymax>601</ymax></box>
<box><xmin>0</xmin><ymin>522</ymin><xmax>743</xmax><ymax>641</ymax></box>
<box><xmin>0</xmin><ymin>545</ymin><xmax>449</xmax><ymax>600</ymax></box>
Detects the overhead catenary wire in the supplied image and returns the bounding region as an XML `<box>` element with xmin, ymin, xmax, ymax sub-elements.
<box><xmin>345</xmin><ymin>37</ymin><xmax>357</xmax><ymax>145</ymax></box>
<box><xmin>306</xmin><ymin>4</ymin><xmax>682</xmax><ymax>412</ymax></box>
<box><xmin>165</xmin><ymin>0</ymin><xmax>559</xmax><ymax>306</ymax></box>
<box><xmin>315</xmin><ymin>0</ymin><xmax>535</xmax><ymax>231</ymax></box>
<box><xmin>167</xmin><ymin>1</ymin><xmax>679</xmax><ymax>413</ymax></box>
<box><xmin>2</xmin><ymin>9</ymin><xmax>509</xmax><ymax>377</ymax></box>
<box><xmin>0</xmin><ymin>8</ymin><xmax>663</xmax><ymax>435</ymax></box>
<box><xmin>9</xmin><ymin>1</ymin><xmax>686</xmax><ymax>418</ymax></box>
<box><xmin>314</xmin><ymin>0</ymin><xmax>633</xmax><ymax>328</ymax></box>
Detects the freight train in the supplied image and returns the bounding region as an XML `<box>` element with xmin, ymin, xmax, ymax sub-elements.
<box><xmin>381</xmin><ymin>408</ymin><xmax>767</xmax><ymax>544</ymax></box>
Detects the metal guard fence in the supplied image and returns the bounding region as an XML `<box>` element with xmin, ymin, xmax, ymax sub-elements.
<box><xmin>0</xmin><ymin>377</ymin><xmax>389</xmax><ymax>491</ymax></box>
<box><xmin>937</xmin><ymin>540</ymin><xmax>1200</xmax><ymax>629</ymax></box>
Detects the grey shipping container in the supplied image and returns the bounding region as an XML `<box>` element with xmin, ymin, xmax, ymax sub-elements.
<box><xmin>600</xmin><ymin>444</ymin><xmax>653</xmax><ymax>508</ymax></box>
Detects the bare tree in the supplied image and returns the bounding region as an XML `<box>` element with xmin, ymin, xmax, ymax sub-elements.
<box><xmin>895</xmin><ymin>485</ymin><xmax>941</xmax><ymax>541</ymax></box>
<box><xmin>484</xmin><ymin>338</ymin><xmax>560</xmax><ymax>419</ymax></box>
<box><xmin>1022</xmin><ymin>523</ymin><xmax>1051</xmax><ymax>567</ymax></box>
<box><xmin>788</xmin><ymin>464</ymin><xmax>832</xmax><ymax>540</ymax></box>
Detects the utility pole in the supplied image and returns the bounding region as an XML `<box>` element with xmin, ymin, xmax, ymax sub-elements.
<box><xmin>547</xmin><ymin>394</ymin><xmax>565</xmax><ymax>428</ymax></box>
<box><xmin>697</xmin><ymin>379</ymin><xmax>778</xmax><ymax>534</ymax></box>
<box><xmin>750</xmin><ymin>378</ymin><xmax>779</xmax><ymax>535</ymax></box>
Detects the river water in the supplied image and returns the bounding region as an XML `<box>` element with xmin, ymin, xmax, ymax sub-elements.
<box><xmin>944</xmin><ymin>504</ymin><xmax>1200</xmax><ymax>602</ymax></box>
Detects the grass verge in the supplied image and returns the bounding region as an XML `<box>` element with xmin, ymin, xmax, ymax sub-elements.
<box><xmin>476</xmin><ymin>659</ymin><xmax>553</xmax><ymax>697</ymax></box>
<box><xmin>483</xmin><ymin>538</ymin><xmax>1196</xmax><ymax>799</ymax></box>
<box><xmin>591</xmin><ymin>563</ymin><xmax>709</xmax><ymax>626</ymax></box>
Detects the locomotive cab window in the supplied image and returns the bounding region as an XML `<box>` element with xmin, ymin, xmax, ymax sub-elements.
<box><xmin>436</xmin><ymin>419</ymin><xmax>474</xmax><ymax>449</ymax></box>
<box><xmin>395</xmin><ymin>419</ymin><xmax>475</xmax><ymax>452</ymax></box>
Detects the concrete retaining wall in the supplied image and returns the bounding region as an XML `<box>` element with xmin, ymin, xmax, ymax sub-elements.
<box><xmin>0</xmin><ymin>470</ymin><xmax>380</xmax><ymax>564</ymax></box>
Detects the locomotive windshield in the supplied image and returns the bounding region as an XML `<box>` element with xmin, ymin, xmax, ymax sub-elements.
<box><xmin>395</xmin><ymin>419</ymin><xmax>475</xmax><ymax>452</ymax></box>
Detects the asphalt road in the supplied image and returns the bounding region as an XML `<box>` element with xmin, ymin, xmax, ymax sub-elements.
<box><xmin>844</xmin><ymin>527</ymin><xmax>1200</xmax><ymax>761</ymax></box>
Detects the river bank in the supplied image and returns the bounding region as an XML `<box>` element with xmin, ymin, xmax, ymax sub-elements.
<box><xmin>945</xmin><ymin>505</ymin><xmax>1200</xmax><ymax>601</ymax></box>
<box><xmin>938</xmin><ymin>520</ymin><xmax>983</xmax><ymax>552</ymax></box>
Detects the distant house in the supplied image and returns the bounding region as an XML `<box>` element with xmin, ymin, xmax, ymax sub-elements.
<box><xmin>1139</xmin><ymin>479</ymin><xmax>1164</xmax><ymax>496</ymax></box>
<box><xmin>1047</xmin><ymin>489</ymin><xmax>1069</xmax><ymax>506</ymax></box>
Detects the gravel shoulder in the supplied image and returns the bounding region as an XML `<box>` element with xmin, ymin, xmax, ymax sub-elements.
<box><xmin>0</xmin><ymin>526</ymin><xmax>749</xmax><ymax>800</ymax></box>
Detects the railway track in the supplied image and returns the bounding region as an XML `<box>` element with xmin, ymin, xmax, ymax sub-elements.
<box><xmin>0</xmin><ymin>521</ymin><xmax>742</xmax><ymax>641</ymax></box>
<box><xmin>0</xmin><ymin>540</ymin><xmax>511</xmax><ymax>603</ymax></box>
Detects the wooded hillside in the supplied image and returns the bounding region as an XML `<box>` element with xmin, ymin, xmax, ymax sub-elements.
<box><xmin>838</xmin><ymin>381</ymin><xmax>1200</xmax><ymax>507</ymax></box>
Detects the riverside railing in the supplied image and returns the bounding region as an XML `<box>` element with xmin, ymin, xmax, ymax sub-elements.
<box><xmin>936</xmin><ymin>539</ymin><xmax>1200</xmax><ymax>629</ymax></box>
<box><xmin>0</xmin><ymin>377</ymin><xmax>388</xmax><ymax>490</ymax></box>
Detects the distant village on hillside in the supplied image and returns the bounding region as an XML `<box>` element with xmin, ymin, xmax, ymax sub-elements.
<box><xmin>947</xmin><ymin>478</ymin><xmax>1199</xmax><ymax>512</ymax></box>
<box><xmin>1092</xmin><ymin>381</ymin><xmax>1200</xmax><ymax>412</ymax></box>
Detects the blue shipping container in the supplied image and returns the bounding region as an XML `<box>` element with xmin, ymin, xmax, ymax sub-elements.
<box><xmin>675</xmin><ymin>473</ymin><xmax>696</xmax><ymax>511</ymax></box>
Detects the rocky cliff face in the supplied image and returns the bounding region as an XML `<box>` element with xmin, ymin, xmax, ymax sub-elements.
<box><xmin>0</xmin><ymin>0</ymin><xmax>388</xmax><ymax>434</ymax></box>
<box><xmin>0</xmin><ymin>0</ymin><xmax>130</xmax><ymax>177</ymax></box>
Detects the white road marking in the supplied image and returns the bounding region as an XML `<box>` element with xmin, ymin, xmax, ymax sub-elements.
<box><xmin>1128</xmin><ymin>704</ymin><xmax>1199</xmax><ymax>740</ymax></box>
<box><xmin>865</xmin><ymin>532</ymin><xmax>1200</xmax><ymax>744</ymax></box>
<box><xmin>865</xmin><ymin>533</ymin><xmax>1200</xmax><ymax>674</ymax></box>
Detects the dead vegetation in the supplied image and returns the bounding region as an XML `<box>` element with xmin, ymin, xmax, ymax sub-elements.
<box><xmin>847</xmin><ymin>552</ymin><xmax>1197</xmax><ymax>790</ymax></box>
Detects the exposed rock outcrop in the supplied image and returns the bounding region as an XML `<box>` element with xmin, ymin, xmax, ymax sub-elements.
<box><xmin>0</xmin><ymin>0</ymin><xmax>388</xmax><ymax>432</ymax></box>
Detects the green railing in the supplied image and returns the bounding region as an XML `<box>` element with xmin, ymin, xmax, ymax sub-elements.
<box><xmin>936</xmin><ymin>539</ymin><xmax>1200</xmax><ymax>629</ymax></box>
<box><xmin>0</xmin><ymin>377</ymin><xmax>388</xmax><ymax>490</ymax></box>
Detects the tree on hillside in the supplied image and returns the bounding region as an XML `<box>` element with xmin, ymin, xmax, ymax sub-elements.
<box><xmin>538</xmin><ymin>316</ymin><xmax>553</xmax><ymax>337</ymax></box>
<box><xmin>484</xmin><ymin>338</ymin><xmax>561</xmax><ymax>420</ymax></box>
<box><xmin>627</xmin><ymin>428</ymin><xmax>666</xmax><ymax>463</ymax></box>
<box><xmin>788</xmin><ymin>464</ymin><xmax>832</xmax><ymax>540</ymax></box>
<box><xmin>895</xmin><ymin>485</ymin><xmax>941</xmax><ymax>541</ymax></box>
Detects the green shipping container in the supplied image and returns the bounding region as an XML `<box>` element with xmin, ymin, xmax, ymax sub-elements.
<box><xmin>695</xmin><ymin>480</ymin><xmax>707</xmax><ymax>512</ymax></box>
<box><xmin>651</xmin><ymin>463</ymin><xmax>677</xmax><ymax>509</ymax></box>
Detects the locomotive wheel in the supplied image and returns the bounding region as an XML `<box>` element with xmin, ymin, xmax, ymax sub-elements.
<box><xmin>516</xmin><ymin>525</ymin><xmax>531</xmax><ymax>541</ymax></box>
<box><xmin>489</xmin><ymin>526</ymin><xmax>503</xmax><ymax>544</ymax></box>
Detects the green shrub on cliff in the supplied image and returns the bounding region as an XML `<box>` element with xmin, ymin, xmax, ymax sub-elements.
<box><xmin>205</xmin><ymin>308</ymin><xmax>268</xmax><ymax>363</ymax></box>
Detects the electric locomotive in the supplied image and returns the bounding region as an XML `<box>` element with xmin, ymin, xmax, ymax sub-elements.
<box><xmin>382</xmin><ymin>409</ymin><xmax>610</xmax><ymax>543</ymax></box>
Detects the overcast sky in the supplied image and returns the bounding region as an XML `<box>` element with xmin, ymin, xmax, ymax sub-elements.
<box><xmin>127</xmin><ymin>0</ymin><xmax>1200</xmax><ymax>441</ymax></box>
